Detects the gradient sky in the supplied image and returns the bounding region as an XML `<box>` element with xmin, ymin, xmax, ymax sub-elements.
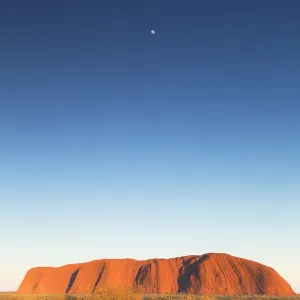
<box><xmin>1</xmin><ymin>0</ymin><xmax>300</xmax><ymax>293</ymax></box>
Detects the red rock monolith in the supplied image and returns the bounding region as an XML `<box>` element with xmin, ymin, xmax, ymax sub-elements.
<box><xmin>17</xmin><ymin>253</ymin><xmax>295</xmax><ymax>296</ymax></box>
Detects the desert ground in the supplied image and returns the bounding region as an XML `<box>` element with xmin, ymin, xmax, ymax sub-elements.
<box><xmin>1</xmin><ymin>293</ymin><xmax>300</xmax><ymax>300</ymax></box>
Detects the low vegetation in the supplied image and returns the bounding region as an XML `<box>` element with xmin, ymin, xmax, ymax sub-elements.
<box><xmin>1</xmin><ymin>291</ymin><xmax>300</xmax><ymax>300</ymax></box>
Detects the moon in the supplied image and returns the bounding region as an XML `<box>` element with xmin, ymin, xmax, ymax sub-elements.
<box><xmin>151</xmin><ymin>29</ymin><xmax>155</xmax><ymax>35</ymax></box>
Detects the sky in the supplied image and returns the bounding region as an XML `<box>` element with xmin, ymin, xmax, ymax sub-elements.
<box><xmin>0</xmin><ymin>0</ymin><xmax>299</xmax><ymax>293</ymax></box>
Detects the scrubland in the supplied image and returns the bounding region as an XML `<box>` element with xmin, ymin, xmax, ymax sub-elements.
<box><xmin>1</xmin><ymin>291</ymin><xmax>300</xmax><ymax>300</ymax></box>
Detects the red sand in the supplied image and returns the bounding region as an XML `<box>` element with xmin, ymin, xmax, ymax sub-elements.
<box><xmin>18</xmin><ymin>253</ymin><xmax>295</xmax><ymax>296</ymax></box>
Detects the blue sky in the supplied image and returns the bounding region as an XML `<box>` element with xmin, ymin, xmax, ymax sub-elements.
<box><xmin>0</xmin><ymin>0</ymin><xmax>299</xmax><ymax>292</ymax></box>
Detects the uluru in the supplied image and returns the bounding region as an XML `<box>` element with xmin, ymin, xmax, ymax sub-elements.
<box><xmin>18</xmin><ymin>253</ymin><xmax>295</xmax><ymax>296</ymax></box>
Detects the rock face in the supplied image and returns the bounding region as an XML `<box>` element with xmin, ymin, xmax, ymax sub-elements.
<box><xmin>18</xmin><ymin>253</ymin><xmax>295</xmax><ymax>296</ymax></box>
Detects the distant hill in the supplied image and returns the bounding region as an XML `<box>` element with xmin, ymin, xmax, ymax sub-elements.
<box><xmin>18</xmin><ymin>253</ymin><xmax>295</xmax><ymax>296</ymax></box>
